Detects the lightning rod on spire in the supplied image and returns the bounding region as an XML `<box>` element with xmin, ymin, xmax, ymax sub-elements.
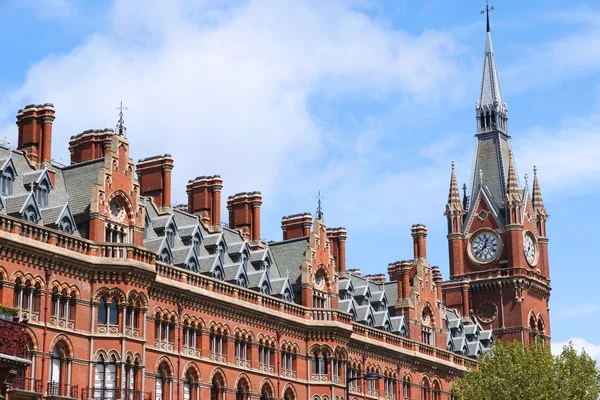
<box><xmin>481</xmin><ymin>1</ymin><xmax>495</xmax><ymax>33</ymax></box>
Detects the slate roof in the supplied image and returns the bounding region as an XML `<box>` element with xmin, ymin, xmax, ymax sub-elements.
<box><xmin>62</xmin><ymin>159</ymin><xmax>104</xmax><ymax>216</ymax></box>
<box><xmin>269</xmin><ymin>237</ymin><xmax>308</xmax><ymax>284</ymax></box>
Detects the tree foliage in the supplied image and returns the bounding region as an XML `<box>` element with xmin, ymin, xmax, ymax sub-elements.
<box><xmin>453</xmin><ymin>340</ymin><xmax>600</xmax><ymax>400</ymax></box>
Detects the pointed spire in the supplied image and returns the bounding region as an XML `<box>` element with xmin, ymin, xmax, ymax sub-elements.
<box><xmin>316</xmin><ymin>190</ymin><xmax>324</xmax><ymax>220</ymax></box>
<box><xmin>116</xmin><ymin>101</ymin><xmax>128</xmax><ymax>136</ymax></box>
<box><xmin>532</xmin><ymin>166</ymin><xmax>545</xmax><ymax>210</ymax></box>
<box><xmin>448</xmin><ymin>161</ymin><xmax>461</xmax><ymax>205</ymax></box>
<box><xmin>506</xmin><ymin>151</ymin><xmax>519</xmax><ymax>195</ymax></box>
<box><xmin>462</xmin><ymin>183</ymin><xmax>469</xmax><ymax>210</ymax></box>
<box><xmin>480</xmin><ymin>29</ymin><xmax>502</xmax><ymax>107</ymax></box>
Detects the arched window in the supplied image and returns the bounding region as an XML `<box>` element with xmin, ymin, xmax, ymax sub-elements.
<box><xmin>235</xmin><ymin>334</ymin><xmax>249</xmax><ymax>365</ymax></box>
<box><xmin>1</xmin><ymin>166</ymin><xmax>14</xmax><ymax>196</ymax></box>
<box><xmin>192</xmin><ymin>234</ymin><xmax>202</xmax><ymax>255</ymax></box>
<box><xmin>165</xmin><ymin>223</ymin><xmax>176</xmax><ymax>249</ymax></box>
<box><xmin>403</xmin><ymin>375</ymin><xmax>412</xmax><ymax>399</ymax></box>
<box><xmin>236</xmin><ymin>377</ymin><xmax>250</xmax><ymax>400</ymax></box>
<box><xmin>348</xmin><ymin>364</ymin><xmax>361</xmax><ymax>393</ymax></box>
<box><xmin>183</xmin><ymin>369</ymin><xmax>199</xmax><ymax>400</ymax></box>
<box><xmin>421</xmin><ymin>378</ymin><xmax>431</xmax><ymax>400</ymax></box>
<box><xmin>155</xmin><ymin>362</ymin><xmax>171</xmax><ymax>400</ymax></box>
<box><xmin>13</xmin><ymin>278</ymin><xmax>41</xmax><ymax>318</ymax></box>
<box><xmin>94</xmin><ymin>354</ymin><xmax>117</xmax><ymax>399</ymax></box>
<box><xmin>432</xmin><ymin>380</ymin><xmax>441</xmax><ymax>400</ymax></box>
<box><xmin>58</xmin><ymin>217</ymin><xmax>73</xmax><ymax>233</ymax></box>
<box><xmin>384</xmin><ymin>374</ymin><xmax>396</xmax><ymax>396</ymax></box>
<box><xmin>259</xmin><ymin>340</ymin><xmax>273</xmax><ymax>369</ymax></box>
<box><xmin>186</xmin><ymin>258</ymin><xmax>198</xmax><ymax>273</ymax></box>
<box><xmin>159</xmin><ymin>249</ymin><xmax>172</xmax><ymax>264</ymax></box>
<box><xmin>281</xmin><ymin>345</ymin><xmax>296</xmax><ymax>375</ymax></box>
<box><xmin>311</xmin><ymin>349</ymin><xmax>328</xmax><ymax>376</ymax></box>
<box><xmin>260</xmin><ymin>383</ymin><xmax>273</xmax><ymax>400</ymax></box>
<box><xmin>35</xmin><ymin>180</ymin><xmax>50</xmax><ymax>208</ymax></box>
<box><xmin>124</xmin><ymin>355</ymin><xmax>141</xmax><ymax>396</ymax></box>
<box><xmin>210</xmin><ymin>328</ymin><xmax>225</xmax><ymax>361</ymax></box>
<box><xmin>155</xmin><ymin>313</ymin><xmax>175</xmax><ymax>349</ymax></box>
<box><xmin>210</xmin><ymin>373</ymin><xmax>225</xmax><ymax>400</ymax></box>
<box><xmin>125</xmin><ymin>303</ymin><xmax>141</xmax><ymax>337</ymax></box>
<box><xmin>23</xmin><ymin>205</ymin><xmax>38</xmax><ymax>223</ymax></box>
<box><xmin>97</xmin><ymin>297</ymin><xmax>119</xmax><ymax>327</ymax></box>
<box><xmin>283</xmin><ymin>387</ymin><xmax>295</xmax><ymax>400</ymax></box>
<box><xmin>49</xmin><ymin>341</ymin><xmax>72</xmax><ymax>397</ymax></box>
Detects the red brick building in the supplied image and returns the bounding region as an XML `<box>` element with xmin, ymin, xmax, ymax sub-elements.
<box><xmin>0</xmin><ymin>22</ymin><xmax>548</xmax><ymax>400</ymax></box>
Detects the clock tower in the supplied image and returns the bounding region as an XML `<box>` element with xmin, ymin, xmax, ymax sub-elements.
<box><xmin>442</xmin><ymin>19</ymin><xmax>551</xmax><ymax>344</ymax></box>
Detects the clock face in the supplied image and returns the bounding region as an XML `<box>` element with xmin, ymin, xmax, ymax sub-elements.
<box><xmin>471</xmin><ymin>231</ymin><xmax>499</xmax><ymax>262</ymax></box>
<box><xmin>523</xmin><ymin>233</ymin><xmax>536</xmax><ymax>265</ymax></box>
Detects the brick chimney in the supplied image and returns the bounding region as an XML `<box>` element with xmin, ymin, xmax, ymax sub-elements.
<box><xmin>136</xmin><ymin>154</ymin><xmax>174</xmax><ymax>210</ymax></box>
<box><xmin>281</xmin><ymin>213</ymin><xmax>312</xmax><ymax>240</ymax></box>
<box><xmin>364</xmin><ymin>274</ymin><xmax>386</xmax><ymax>284</ymax></box>
<box><xmin>226</xmin><ymin>191</ymin><xmax>263</xmax><ymax>243</ymax></box>
<box><xmin>411</xmin><ymin>224</ymin><xmax>428</xmax><ymax>259</ymax></box>
<box><xmin>186</xmin><ymin>175</ymin><xmax>223</xmax><ymax>227</ymax></box>
<box><xmin>327</xmin><ymin>227</ymin><xmax>347</xmax><ymax>274</ymax></box>
<box><xmin>16</xmin><ymin>104</ymin><xmax>55</xmax><ymax>167</ymax></box>
<box><xmin>347</xmin><ymin>268</ymin><xmax>362</xmax><ymax>277</ymax></box>
<box><xmin>69</xmin><ymin>129</ymin><xmax>115</xmax><ymax>164</ymax></box>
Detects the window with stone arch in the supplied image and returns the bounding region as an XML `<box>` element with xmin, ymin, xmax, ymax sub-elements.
<box><xmin>528</xmin><ymin>311</ymin><xmax>538</xmax><ymax>344</ymax></box>
<box><xmin>402</xmin><ymin>373</ymin><xmax>412</xmax><ymax>399</ymax></box>
<box><xmin>94</xmin><ymin>353</ymin><xmax>118</xmax><ymax>398</ymax></box>
<box><xmin>258</xmin><ymin>337</ymin><xmax>275</xmax><ymax>369</ymax></box>
<box><xmin>124</xmin><ymin>353</ymin><xmax>142</xmax><ymax>396</ymax></box>
<box><xmin>210</xmin><ymin>371</ymin><xmax>226</xmax><ymax>400</ymax></box>
<box><xmin>97</xmin><ymin>297</ymin><xmax>119</xmax><ymax>327</ymax></box>
<box><xmin>13</xmin><ymin>277</ymin><xmax>42</xmax><ymax>318</ymax></box>
<box><xmin>106</xmin><ymin>194</ymin><xmax>130</xmax><ymax>243</ymax></box>
<box><xmin>283</xmin><ymin>386</ymin><xmax>296</xmax><ymax>400</ymax></box>
<box><xmin>35</xmin><ymin>177</ymin><xmax>50</xmax><ymax>208</ymax></box>
<box><xmin>310</xmin><ymin>345</ymin><xmax>331</xmax><ymax>377</ymax></box>
<box><xmin>155</xmin><ymin>359</ymin><xmax>173</xmax><ymax>400</ymax></box>
<box><xmin>183</xmin><ymin>365</ymin><xmax>200</xmax><ymax>400</ymax></box>
<box><xmin>125</xmin><ymin>292</ymin><xmax>146</xmax><ymax>338</ymax></box>
<box><xmin>431</xmin><ymin>379</ymin><xmax>442</xmax><ymax>400</ymax></box>
<box><xmin>281</xmin><ymin>342</ymin><xmax>298</xmax><ymax>376</ymax></box>
<box><xmin>49</xmin><ymin>339</ymin><xmax>72</xmax><ymax>396</ymax></box>
<box><xmin>235</xmin><ymin>375</ymin><xmax>251</xmax><ymax>400</ymax></box>
<box><xmin>1</xmin><ymin>164</ymin><xmax>15</xmax><ymax>196</ymax></box>
<box><xmin>259</xmin><ymin>381</ymin><xmax>275</xmax><ymax>400</ymax></box>
<box><xmin>210</xmin><ymin>325</ymin><xmax>229</xmax><ymax>361</ymax></box>
<box><xmin>51</xmin><ymin>286</ymin><xmax>77</xmax><ymax>328</ymax></box>
<box><xmin>234</xmin><ymin>331</ymin><xmax>253</xmax><ymax>367</ymax></box>
<box><xmin>421</xmin><ymin>376</ymin><xmax>431</xmax><ymax>400</ymax></box>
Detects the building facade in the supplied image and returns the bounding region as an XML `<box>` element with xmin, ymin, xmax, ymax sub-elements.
<box><xmin>1</xmin><ymin>21</ymin><xmax>548</xmax><ymax>400</ymax></box>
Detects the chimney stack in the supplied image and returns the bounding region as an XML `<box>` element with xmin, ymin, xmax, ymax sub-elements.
<box><xmin>281</xmin><ymin>213</ymin><xmax>312</xmax><ymax>240</ymax></box>
<box><xmin>69</xmin><ymin>129</ymin><xmax>115</xmax><ymax>164</ymax></box>
<box><xmin>432</xmin><ymin>266</ymin><xmax>443</xmax><ymax>301</ymax></box>
<box><xmin>186</xmin><ymin>175</ymin><xmax>223</xmax><ymax>227</ymax></box>
<box><xmin>16</xmin><ymin>104</ymin><xmax>55</xmax><ymax>166</ymax></box>
<box><xmin>411</xmin><ymin>224</ymin><xmax>428</xmax><ymax>259</ymax></box>
<box><xmin>327</xmin><ymin>227</ymin><xmax>347</xmax><ymax>274</ymax></box>
<box><xmin>364</xmin><ymin>274</ymin><xmax>386</xmax><ymax>284</ymax></box>
<box><xmin>136</xmin><ymin>154</ymin><xmax>174</xmax><ymax>210</ymax></box>
<box><xmin>226</xmin><ymin>191</ymin><xmax>263</xmax><ymax>243</ymax></box>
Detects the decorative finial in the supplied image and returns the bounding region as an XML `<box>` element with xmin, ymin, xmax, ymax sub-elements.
<box><xmin>481</xmin><ymin>1</ymin><xmax>494</xmax><ymax>33</ymax></box>
<box><xmin>451</xmin><ymin>160</ymin><xmax>455</xmax><ymax>170</ymax></box>
<box><xmin>479</xmin><ymin>169</ymin><xmax>483</xmax><ymax>184</ymax></box>
<box><xmin>533</xmin><ymin>165</ymin><xmax>537</xmax><ymax>175</ymax></box>
<box><xmin>524</xmin><ymin>173</ymin><xmax>529</xmax><ymax>187</ymax></box>
<box><xmin>316</xmin><ymin>190</ymin><xmax>324</xmax><ymax>220</ymax></box>
<box><xmin>43</xmin><ymin>160</ymin><xmax>48</xmax><ymax>170</ymax></box>
<box><xmin>116</xmin><ymin>101</ymin><xmax>128</xmax><ymax>136</ymax></box>
<box><xmin>462</xmin><ymin>183</ymin><xmax>467</xmax><ymax>196</ymax></box>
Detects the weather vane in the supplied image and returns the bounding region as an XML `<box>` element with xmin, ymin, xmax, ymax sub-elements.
<box><xmin>316</xmin><ymin>190</ymin><xmax>324</xmax><ymax>220</ymax></box>
<box><xmin>481</xmin><ymin>1</ymin><xmax>494</xmax><ymax>32</ymax></box>
<box><xmin>116</xmin><ymin>101</ymin><xmax>128</xmax><ymax>136</ymax></box>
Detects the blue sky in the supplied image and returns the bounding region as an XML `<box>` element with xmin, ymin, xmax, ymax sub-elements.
<box><xmin>1</xmin><ymin>0</ymin><xmax>599</xmax><ymax>356</ymax></box>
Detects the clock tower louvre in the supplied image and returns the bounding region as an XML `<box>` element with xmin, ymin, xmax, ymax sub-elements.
<box><xmin>442</xmin><ymin>18</ymin><xmax>551</xmax><ymax>345</ymax></box>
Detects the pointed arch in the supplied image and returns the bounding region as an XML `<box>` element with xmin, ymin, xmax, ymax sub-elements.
<box><xmin>259</xmin><ymin>378</ymin><xmax>275</xmax><ymax>400</ymax></box>
<box><xmin>155</xmin><ymin>357</ymin><xmax>174</xmax><ymax>377</ymax></box>
<box><xmin>282</xmin><ymin>384</ymin><xmax>297</xmax><ymax>400</ymax></box>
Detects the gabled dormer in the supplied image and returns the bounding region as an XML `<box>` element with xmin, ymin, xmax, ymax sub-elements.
<box><xmin>24</xmin><ymin>169</ymin><xmax>53</xmax><ymax>209</ymax></box>
<box><xmin>19</xmin><ymin>192</ymin><xmax>42</xmax><ymax>223</ymax></box>
<box><xmin>42</xmin><ymin>203</ymin><xmax>77</xmax><ymax>234</ymax></box>
<box><xmin>0</xmin><ymin>157</ymin><xmax>17</xmax><ymax>196</ymax></box>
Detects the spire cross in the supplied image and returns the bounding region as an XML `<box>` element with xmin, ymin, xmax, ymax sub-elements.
<box><xmin>116</xmin><ymin>101</ymin><xmax>128</xmax><ymax>136</ymax></box>
<box><xmin>481</xmin><ymin>1</ymin><xmax>494</xmax><ymax>33</ymax></box>
<box><xmin>316</xmin><ymin>190</ymin><xmax>324</xmax><ymax>220</ymax></box>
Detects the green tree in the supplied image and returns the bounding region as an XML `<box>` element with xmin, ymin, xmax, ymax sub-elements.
<box><xmin>453</xmin><ymin>341</ymin><xmax>600</xmax><ymax>400</ymax></box>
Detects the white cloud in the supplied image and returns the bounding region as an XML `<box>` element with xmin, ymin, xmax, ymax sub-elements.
<box><xmin>552</xmin><ymin>338</ymin><xmax>600</xmax><ymax>362</ymax></box>
<box><xmin>514</xmin><ymin>117</ymin><xmax>600</xmax><ymax>198</ymax></box>
<box><xmin>0</xmin><ymin>0</ymin><xmax>468</xmax><ymax>209</ymax></box>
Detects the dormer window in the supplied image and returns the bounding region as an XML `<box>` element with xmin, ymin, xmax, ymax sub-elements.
<box><xmin>35</xmin><ymin>180</ymin><xmax>50</xmax><ymax>208</ymax></box>
<box><xmin>23</xmin><ymin>205</ymin><xmax>37</xmax><ymax>223</ymax></box>
<box><xmin>1</xmin><ymin>167</ymin><xmax>14</xmax><ymax>196</ymax></box>
<box><xmin>193</xmin><ymin>234</ymin><xmax>202</xmax><ymax>255</ymax></box>
<box><xmin>58</xmin><ymin>217</ymin><xmax>73</xmax><ymax>234</ymax></box>
<box><xmin>165</xmin><ymin>225</ymin><xmax>175</xmax><ymax>248</ymax></box>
